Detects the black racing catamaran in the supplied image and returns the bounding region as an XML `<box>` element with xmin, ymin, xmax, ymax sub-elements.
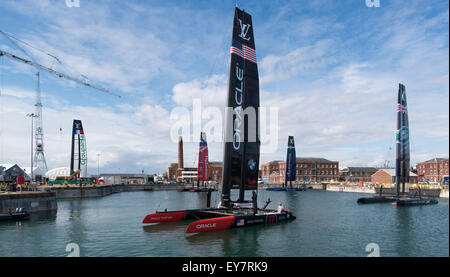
<box><xmin>142</xmin><ymin>7</ymin><xmax>296</xmax><ymax>233</ymax></box>
<box><xmin>357</xmin><ymin>84</ymin><xmax>438</xmax><ymax>205</ymax></box>
<box><xmin>267</xmin><ymin>136</ymin><xmax>304</xmax><ymax>191</ymax></box>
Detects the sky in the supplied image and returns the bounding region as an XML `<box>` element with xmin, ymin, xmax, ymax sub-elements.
<box><xmin>0</xmin><ymin>0</ymin><xmax>448</xmax><ymax>175</ymax></box>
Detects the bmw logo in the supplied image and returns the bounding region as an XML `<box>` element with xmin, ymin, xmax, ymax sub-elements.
<box><xmin>248</xmin><ymin>159</ymin><xmax>256</xmax><ymax>172</ymax></box>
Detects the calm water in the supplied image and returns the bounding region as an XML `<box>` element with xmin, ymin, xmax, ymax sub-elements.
<box><xmin>0</xmin><ymin>190</ymin><xmax>448</xmax><ymax>257</ymax></box>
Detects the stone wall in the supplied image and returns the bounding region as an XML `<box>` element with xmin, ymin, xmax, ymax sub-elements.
<box><xmin>0</xmin><ymin>192</ymin><xmax>57</xmax><ymax>213</ymax></box>
<box><xmin>41</xmin><ymin>184</ymin><xmax>180</xmax><ymax>199</ymax></box>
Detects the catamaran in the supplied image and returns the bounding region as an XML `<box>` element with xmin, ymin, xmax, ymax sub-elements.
<box><xmin>267</xmin><ymin>136</ymin><xmax>304</xmax><ymax>191</ymax></box>
<box><xmin>142</xmin><ymin>7</ymin><xmax>296</xmax><ymax>233</ymax></box>
<box><xmin>357</xmin><ymin>84</ymin><xmax>438</xmax><ymax>206</ymax></box>
<box><xmin>189</xmin><ymin>132</ymin><xmax>212</xmax><ymax>192</ymax></box>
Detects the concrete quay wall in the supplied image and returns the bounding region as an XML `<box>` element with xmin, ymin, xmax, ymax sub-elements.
<box><xmin>326</xmin><ymin>185</ymin><xmax>376</xmax><ymax>194</ymax></box>
<box><xmin>0</xmin><ymin>192</ymin><xmax>57</xmax><ymax>213</ymax></box>
<box><xmin>261</xmin><ymin>183</ymin><xmax>325</xmax><ymax>190</ymax></box>
<box><xmin>41</xmin><ymin>184</ymin><xmax>180</xmax><ymax>199</ymax></box>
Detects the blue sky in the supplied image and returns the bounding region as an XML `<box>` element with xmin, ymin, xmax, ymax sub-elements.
<box><xmin>0</xmin><ymin>0</ymin><xmax>448</xmax><ymax>175</ymax></box>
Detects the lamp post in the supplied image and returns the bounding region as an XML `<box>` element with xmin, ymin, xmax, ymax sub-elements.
<box><xmin>96</xmin><ymin>153</ymin><xmax>101</xmax><ymax>177</ymax></box>
<box><xmin>26</xmin><ymin>113</ymin><xmax>39</xmax><ymax>184</ymax></box>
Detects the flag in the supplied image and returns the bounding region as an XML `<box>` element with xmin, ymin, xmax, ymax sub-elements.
<box><xmin>230</xmin><ymin>39</ymin><xmax>257</xmax><ymax>64</ymax></box>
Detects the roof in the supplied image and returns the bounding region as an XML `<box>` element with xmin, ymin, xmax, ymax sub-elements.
<box><xmin>341</xmin><ymin>166</ymin><xmax>378</xmax><ymax>172</ymax></box>
<box><xmin>45</xmin><ymin>167</ymin><xmax>70</xmax><ymax>180</ymax></box>
<box><xmin>295</xmin><ymin>157</ymin><xmax>337</xmax><ymax>163</ymax></box>
<box><xmin>422</xmin><ymin>158</ymin><xmax>449</xmax><ymax>163</ymax></box>
<box><xmin>100</xmin><ymin>173</ymin><xmax>148</xmax><ymax>177</ymax></box>
<box><xmin>261</xmin><ymin>160</ymin><xmax>282</xmax><ymax>165</ymax></box>
<box><xmin>0</xmin><ymin>164</ymin><xmax>16</xmax><ymax>170</ymax></box>
<box><xmin>376</xmin><ymin>168</ymin><xmax>417</xmax><ymax>177</ymax></box>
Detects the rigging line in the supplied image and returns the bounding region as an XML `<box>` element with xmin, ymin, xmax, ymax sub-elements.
<box><xmin>0</xmin><ymin>29</ymin><xmax>61</xmax><ymax>64</ymax></box>
<box><xmin>0</xmin><ymin>56</ymin><xmax>3</xmax><ymax>162</ymax></box>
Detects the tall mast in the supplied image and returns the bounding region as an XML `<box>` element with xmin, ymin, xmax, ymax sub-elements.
<box><xmin>221</xmin><ymin>8</ymin><xmax>260</xmax><ymax>208</ymax></box>
<box><xmin>395</xmin><ymin>84</ymin><xmax>409</xmax><ymax>197</ymax></box>
<box><xmin>284</xmin><ymin>136</ymin><xmax>296</xmax><ymax>188</ymax></box>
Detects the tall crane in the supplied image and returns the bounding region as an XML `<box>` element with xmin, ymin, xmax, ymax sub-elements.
<box><xmin>0</xmin><ymin>29</ymin><xmax>120</xmax><ymax>182</ymax></box>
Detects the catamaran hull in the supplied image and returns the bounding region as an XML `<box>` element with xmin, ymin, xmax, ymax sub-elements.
<box><xmin>394</xmin><ymin>198</ymin><xmax>439</xmax><ymax>206</ymax></box>
<box><xmin>357</xmin><ymin>196</ymin><xmax>439</xmax><ymax>206</ymax></box>
<box><xmin>143</xmin><ymin>208</ymin><xmax>296</xmax><ymax>233</ymax></box>
<box><xmin>185</xmin><ymin>211</ymin><xmax>295</xmax><ymax>233</ymax></box>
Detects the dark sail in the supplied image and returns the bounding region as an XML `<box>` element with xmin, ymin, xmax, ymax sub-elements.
<box><xmin>395</xmin><ymin>84</ymin><xmax>410</xmax><ymax>196</ymax></box>
<box><xmin>197</xmin><ymin>132</ymin><xmax>209</xmax><ymax>182</ymax></box>
<box><xmin>221</xmin><ymin>8</ymin><xmax>260</xmax><ymax>208</ymax></box>
<box><xmin>284</xmin><ymin>136</ymin><xmax>296</xmax><ymax>188</ymax></box>
<box><xmin>70</xmin><ymin>119</ymin><xmax>87</xmax><ymax>178</ymax></box>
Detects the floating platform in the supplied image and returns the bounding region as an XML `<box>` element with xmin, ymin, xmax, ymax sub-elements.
<box><xmin>357</xmin><ymin>195</ymin><xmax>439</xmax><ymax>206</ymax></box>
<box><xmin>142</xmin><ymin>207</ymin><xmax>296</xmax><ymax>233</ymax></box>
<box><xmin>394</xmin><ymin>198</ymin><xmax>439</xmax><ymax>206</ymax></box>
<box><xmin>357</xmin><ymin>196</ymin><xmax>398</xmax><ymax>204</ymax></box>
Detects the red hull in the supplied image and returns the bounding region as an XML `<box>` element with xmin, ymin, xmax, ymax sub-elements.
<box><xmin>142</xmin><ymin>211</ymin><xmax>187</xmax><ymax>224</ymax></box>
<box><xmin>185</xmin><ymin>216</ymin><xmax>235</xmax><ymax>233</ymax></box>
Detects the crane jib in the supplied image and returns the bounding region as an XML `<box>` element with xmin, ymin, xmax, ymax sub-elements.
<box><xmin>0</xmin><ymin>49</ymin><xmax>120</xmax><ymax>98</ymax></box>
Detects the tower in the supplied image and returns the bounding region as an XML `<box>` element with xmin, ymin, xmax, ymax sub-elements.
<box><xmin>178</xmin><ymin>136</ymin><xmax>184</xmax><ymax>169</ymax></box>
<box><xmin>33</xmin><ymin>72</ymin><xmax>48</xmax><ymax>181</ymax></box>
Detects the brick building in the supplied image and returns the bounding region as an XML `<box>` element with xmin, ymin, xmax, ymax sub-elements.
<box><xmin>261</xmin><ymin>157</ymin><xmax>339</xmax><ymax>184</ymax></box>
<box><xmin>416</xmin><ymin>158</ymin><xmax>449</xmax><ymax>183</ymax></box>
<box><xmin>371</xmin><ymin>169</ymin><xmax>418</xmax><ymax>184</ymax></box>
<box><xmin>339</xmin><ymin>167</ymin><xmax>378</xmax><ymax>183</ymax></box>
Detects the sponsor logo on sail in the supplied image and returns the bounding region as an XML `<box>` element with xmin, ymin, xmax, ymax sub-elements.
<box><xmin>248</xmin><ymin>159</ymin><xmax>256</xmax><ymax>172</ymax></box>
<box><xmin>238</xmin><ymin>19</ymin><xmax>251</xmax><ymax>41</ymax></box>
<box><xmin>233</xmin><ymin>63</ymin><xmax>244</xmax><ymax>150</ymax></box>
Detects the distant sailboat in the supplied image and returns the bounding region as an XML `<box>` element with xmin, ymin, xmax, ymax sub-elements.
<box><xmin>189</xmin><ymin>132</ymin><xmax>212</xmax><ymax>192</ymax></box>
<box><xmin>267</xmin><ymin>136</ymin><xmax>304</xmax><ymax>191</ymax></box>
<box><xmin>358</xmin><ymin>84</ymin><xmax>438</xmax><ymax>205</ymax></box>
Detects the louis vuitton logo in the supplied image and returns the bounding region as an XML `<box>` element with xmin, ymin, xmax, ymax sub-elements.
<box><xmin>238</xmin><ymin>19</ymin><xmax>251</xmax><ymax>41</ymax></box>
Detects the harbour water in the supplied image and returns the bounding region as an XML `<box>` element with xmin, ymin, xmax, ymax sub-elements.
<box><xmin>0</xmin><ymin>190</ymin><xmax>448</xmax><ymax>257</ymax></box>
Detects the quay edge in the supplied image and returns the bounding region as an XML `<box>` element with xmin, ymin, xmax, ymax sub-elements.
<box><xmin>0</xmin><ymin>191</ymin><xmax>57</xmax><ymax>213</ymax></box>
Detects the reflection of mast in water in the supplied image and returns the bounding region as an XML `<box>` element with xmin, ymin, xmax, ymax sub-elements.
<box><xmin>394</xmin><ymin>207</ymin><xmax>414</xmax><ymax>256</ymax></box>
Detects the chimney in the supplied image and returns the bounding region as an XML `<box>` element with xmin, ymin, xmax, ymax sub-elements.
<box><xmin>178</xmin><ymin>136</ymin><xmax>184</xmax><ymax>169</ymax></box>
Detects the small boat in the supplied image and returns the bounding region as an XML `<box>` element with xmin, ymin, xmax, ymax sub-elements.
<box><xmin>0</xmin><ymin>208</ymin><xmax>30</xmax><ymax>221</ymax></box>
<box><xmin>177</xmin><ymin>187</ymin><xmax>190</xmax><ymax>192</ymax></box>
<box><xmin>189</xmin><ymin>187</ymin><xmax>215</xmax><ymax>192</ymax></box>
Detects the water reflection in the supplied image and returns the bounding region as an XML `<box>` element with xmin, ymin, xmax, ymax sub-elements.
<box><xmin>394</xmin><ymin>206</ymin><xmax>415</xmax><ymax>257</ymax></box>
<box><xmin>185</xmin><ymin>228</ymin><xmax>234</xmax><ymax>245</ymax></box>
<box><xmin>142</xmin><ymin>221</ymin><xmax>188</xmax><ymax>234</ymax></box>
